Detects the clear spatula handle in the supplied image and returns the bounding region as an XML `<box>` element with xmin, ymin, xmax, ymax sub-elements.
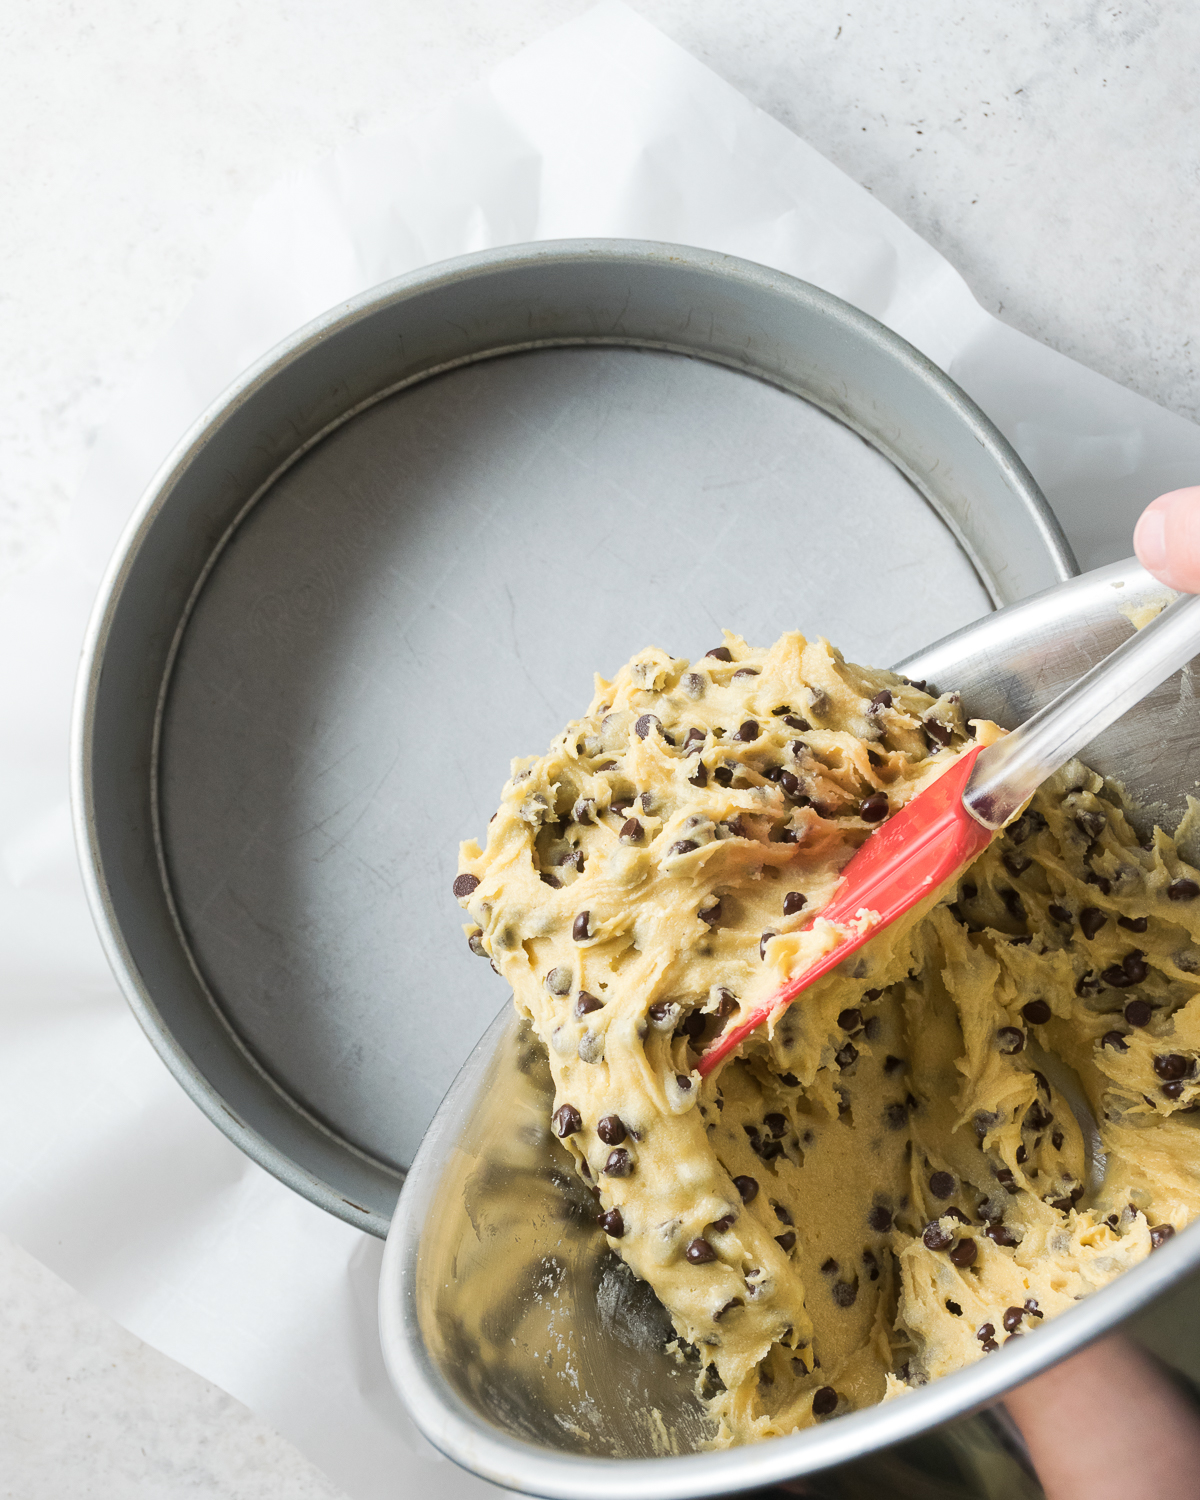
<box><xmin>964</xmin><ymin>589</ymin><xmax>1200</xmax><ymax>830</ymax></box>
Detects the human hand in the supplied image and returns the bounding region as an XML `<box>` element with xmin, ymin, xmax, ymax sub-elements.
<box><xmin>1133</xmin><ymin>485</ymin><xmax>1200</xmax><ymax>593</ymax></box>
<box><xmin>1004</xmin><ymin>1333</ymin><xmax>1200</xmax><ymax>1499</ymax></box>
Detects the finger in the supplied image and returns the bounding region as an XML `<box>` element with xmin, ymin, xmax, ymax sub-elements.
<box><xmin>1134</xmin><ymin>486</ymin><xmax>1200</xmax><ymax>594</ymax></box>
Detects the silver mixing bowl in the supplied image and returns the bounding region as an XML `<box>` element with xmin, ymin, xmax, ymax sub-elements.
<box><xmin>379</xmin><ymin>557</ymin><xmax>1200</xmax><ymax>1498</ymax></box>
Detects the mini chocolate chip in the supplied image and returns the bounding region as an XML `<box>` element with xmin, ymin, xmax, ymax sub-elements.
<box><xmin>575</xmin><ymin>991</ymin><xmax>603</xmax><ymax>1016</ymax></box>
<box><xmin>686</xmin><ymin>1237</ymin><xmax>717</xmax><ymax>1263</ymax></box>
<box><xmin>735</xmin><ymin>719</ymin><xmax>760</xmax><ymax>742</ymax></box>
<box><xmin>604</xmin><ymin>1148</ymin><xmax>633</xmax><ymax>1177</ymax></box>
<box><xmin>1002</xmin><ymin>1307</ymin><xmax>1024</xmax><ymax>1333</ymax></box>
<box><xmin>986</xmin><ymin>1224</ymin><xmax>1018</xmax><ymax>1247</ymax></box>
<box><xmin>838</xmin><ymin>1008</ymin><xmax>863</xmax><ymax>1032</ymax></box>
<box><xmin>885</xmin><ymin>1101</ymin><xmax>909</xmax><ymax>1129</ymax></box>
<box><xmin>676</xmin><ymin>1074</ymin><xmax>692</xmax><ymax>1090</ymax></box>
<box><xmin>1076</xmin><ymin>973</ymin><xmax>1101</xmax><ymax>997</ymax></box>
<box><xmin>552</xmin><ymin>1104</ymin><xmax>582</xmax><ymax>1137</ymax></box>
<box><xmin>733</xmin><ymin>667</ymin><xmax>760</xmax><ymax>679</ymax></box>
<box><xmin>572</xmin><ymin>797</ymin><xmax>596</xmax><ymax>824</ymax></box>
<box><xmin>1151</xmin><ymin>1224</ymin><xmax>1176</xmax><ymax>1249</ymax></box>
<box><xmin>860</xmin><ymin>791</ymin><xmax>890</xmax><ymax>822</ymax></box>
<box><xmin>836</xmin><ymin>1043</ymin><xmax>859</xmax><ymax>1070</ymax></box>
<box><xmin>1087</xmin><ymin>872</ymin><xmax>1113</xmax><ymax>895</ymax></box>
<box><xmin>779</xmin><ymin>1072</ymin><xmax>800</xmax><ymax>1087</ymax></box>
<box><xmin>546</xmin><ymin>966</ymin><xmax>572</xmax><ymax>995</ymax></box>
<box><xmin>714</xmin><ymin>1298</ymin><xmax>744</xmax><ymax>1321</ymax></box>
<box><xmin>540</xmin><ymin>873</ymin><xmax>562</xmax><ymax>888</ymax></box>
<box><xmin>620</xmin><ymin>817</ymin><xmax>643</xmax><ymax>842</ymax></box>
<box><xmin>1125</xmin><ymin>999</ymin><xmax>1153</xmax><ymax>1027</ymax></box>
<box><xmin>1169</xmin><ymin>879</ymin><xmax>1200</xmax><ymax>901</ymax></box>
<box><xmin>699</xmin><ymin>898</ymin><xmax>723</xmax><ymax>927</ymax></box>
<box><xmin>922</xmin><ymin>1223</ymin><xmax>953</xmax><ymax>1251</ymax></box>
<box><xmin>1123</xmin><ymin>951</ymin><xmax>1149</xmax><ymax>983</ymax></box>
<box><xmin>924</xmin><ymin>717</ymin><xmax>953</xmax><ymax>747</ymax></box>
<box><xmin>705</xmin><ymin>646</ymin><xmax>733</xmax><ymax>662</ymax></box>
<box><xmin>1154</xmin><ymin>1054</ymin><xmax>1190</xmax><ymax>1081</ymax></box>
<box><xmin>1048</xmin><ymin>903</ymin><xmax>1073</xmax><ymax>925</ymax></box>
<box><xmin>868</xmin><ymin>1205</ymin><xmax>892</xmax><ymax>1232</ymax></box>
<box><xmin>669</xmin><ymin>839</ymin><xmax>699</xmax><ymax>857</ymax></box>
<box><xmin>760</xmin><ymin>931</ymin><xmax>777</xmax><ymax>960</ymax></box>
<box><xmin>1118</xmin><ymin>914</ymin><xmax>1149</xmax><ymax>932</ymax></box>
<box><xmin>812</xmin><ymin>1387</ymin><xmax>838</xmax><ymax>1417</ymax></box>
<box><xmin>863</xmin><ymin>1016</ymin><xmax>882</xmax><ymax>1041</ymax></box>
<box><xmin>599</xmin><ymin>1208</ymin><xmax>625</xmax><ymax>1237</ymax></box>
<box><xmin>764</xmin><ymin>1113</ymin><xmax>787</xmax><ymax>1139</ymax></box>
<box><xmin>976</xmin><ymin>1322</ymin><xmax>996</xmax><ymax>1343</ymax></box>
<box><xmin>1024</xmin><ymin>1297</ymin><xmax>1043</xmax><ymax>1317</ymax></box>
<box><xmin>946</xmin><ymin>1299</ymin><xmax>963</xmax><ymax>1316</ymax></box>
<box><xmin>868</xmin><ymin>690</ymin><xmax>893</xmax><ymax>713</ymax></box>
<box><xmin>610</xmin><ymin>799</ymin><xmax>632</xmax><ymax>819</ymax></box>
<box><xmin>648</xmin><ymin>1000</ymin><xmax>674</xmax><ymax>1024</ymax></box>
<box><xmin>949</xmin><ymin>1238</ymin><xmax>978</xmax><ymax>1268</ymax></box>
<box><xmin>884</xmin><ymin>1055</ymin><xmax>906</xmax><ymax>1074</ymax></box>
<box><xmin>733</xmin><ymin>1175</ymin><xmax>759</xmax><ymax>1203</ymax></box>
<box><xmin>784</xmin><ymin>716</ymin><xmax>811</xmax><ymax>732</ymax></box>
<box><xmin>821</xmin><ymin>1257</ymin><xmax>839</xmax><ymax>1274</ymax></box>
<box><xmin>1163</xmin><ymin>1081</ymin><xmax>1185</xmax><ymax>1099</ymax></box>
<box><xmin>1075</xmin><ymin>810</ymin><xmax>1107</xmax><ymax>840</ymax></box>
<box><xmin>688</xmin><ymin>757</ymin><xmax>710</xmax><ymax>789</ymax></box>
<box><xmin>713</xmin><ymin>1214</ymin><xmax>737</xmax><ymax>1232</ymax></box>
<box><xmin>467</xmin><ymin>929</ymin><xmax>487</xmax><ymax>958</ymax></box>
<box><xmin>1051</xmin><ymin>1130</ymin><xmax>1064</xmax><ymax>1149</ymax></box>
<box><xmin>783</xmin><ymin>890</ymin><xmax>808</xmax><ymax>916</ymax></box>
<box><xmin>1078</xmin><ymin>906</ymin><xmax>1107</xmax><ymax>940</ymax></box>
<box><xmin>635</xmin><ymin>713</ymin><xmax>661</xmax><ymax>740</ymax></box>
<box><xmin>832</xmin><ymin>1279</ymin><xmax>857</xmax><ymax>1307</ymax></box>
<box><xmin>997</xmin><ymin>1027</ymin><xmax>1026</xmax><ymax>1055</ymax></box>
<box><xmin>1022</xmin><ymin>999</ymin><xmax>1052</xmax><ymax>1024</ymax></box>
<box><xmin>452</xmin><ymin>873</ymin><xmax>480</xmax><ymax>898</ymax></box>
<box><xmin>778</xmin><ymin>768</ymin><xmax>804</xmax><ymax>799</ymax></box>
<box><xmin>929</xmin><ymin>1171</ymin><xmax>955</xmax><ymax>1199</ymax></box>
<box><xmin>1101</xmin><ymin>1029</ymin><xmax>1129</xmax><ymax>1052</ymax></box>
<box><xmin>776</xmin><ymin>1230</ymin><xmax>797</xmax><ymax>1252</ymax></box>
<box><xmin>597</xmin><ymin>1114</ymin><xmax>627</xmax><ymax>1145</ymax></box>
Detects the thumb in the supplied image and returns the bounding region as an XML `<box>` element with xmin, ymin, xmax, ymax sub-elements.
<box><xmin>1134</xmin><ymin>486</ymin><xmax>1200</xmax><ymax>594</ymax></box>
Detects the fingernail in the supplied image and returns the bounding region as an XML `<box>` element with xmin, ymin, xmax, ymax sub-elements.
<box><xmin>1135</xmin><ymin>507</ymin><xmax>1167</xmax><ymax>573</ymax></box>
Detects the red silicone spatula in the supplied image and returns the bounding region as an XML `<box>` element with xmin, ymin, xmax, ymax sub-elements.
<box><xmin>697</xmin><ymin>585</ymin><xmax>1200</xmax><ymax>1077</ymax></box>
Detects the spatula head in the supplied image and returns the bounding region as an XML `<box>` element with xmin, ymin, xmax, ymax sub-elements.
<box><xmin>698</xmin><ymin>745</ymin><xmax>994</xmax><ymax>1074</ymax></box>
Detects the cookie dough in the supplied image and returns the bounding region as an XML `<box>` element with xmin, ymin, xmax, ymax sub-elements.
<box><xmin>453</xmin><ymin>630</ymin><xmax>1200</xmax><ymax>1444</ymax></box>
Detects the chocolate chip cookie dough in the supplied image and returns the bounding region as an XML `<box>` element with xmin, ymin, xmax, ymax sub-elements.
<box><xmin>453</xmin><ymin>630</ymin><xmax>1200</xmax><ymax>1445</ymax></box>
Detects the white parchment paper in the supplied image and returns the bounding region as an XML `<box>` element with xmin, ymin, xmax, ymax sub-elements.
<box><xmin>3</xmin><ymin>5</ymin><xmax>1200</xmax><ymax>1496</ymax></box>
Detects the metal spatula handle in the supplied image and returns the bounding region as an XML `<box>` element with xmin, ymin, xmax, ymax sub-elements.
<box><xmin>964</xmin><ymin>589</ymin><xmax>1200</xmax><ymax>830</ymax></box>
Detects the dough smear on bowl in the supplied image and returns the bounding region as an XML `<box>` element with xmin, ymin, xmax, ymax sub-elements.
<box><xmin>454</xmin><ymin>630</ymin><xmax>1200</xmax><ymax>1443</ymax></box>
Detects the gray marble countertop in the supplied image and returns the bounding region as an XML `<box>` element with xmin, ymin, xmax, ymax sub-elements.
<box><xmin>2</xmin><ymin>1</ymin><xmax>1197</xmax><ymax>1494</ymax></box>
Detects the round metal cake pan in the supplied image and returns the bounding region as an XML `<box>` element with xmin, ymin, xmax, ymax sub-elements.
<box><xmin>71</xmin><ymin>238</ymin><xmax>1075</xmax><ymax>1240</ymax></box>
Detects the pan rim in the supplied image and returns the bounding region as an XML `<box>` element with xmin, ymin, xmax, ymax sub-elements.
<box><xmin>70</xmin><ymin>238</ymin><xmax>1075</xmax><ymax>1236</ymax></box>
